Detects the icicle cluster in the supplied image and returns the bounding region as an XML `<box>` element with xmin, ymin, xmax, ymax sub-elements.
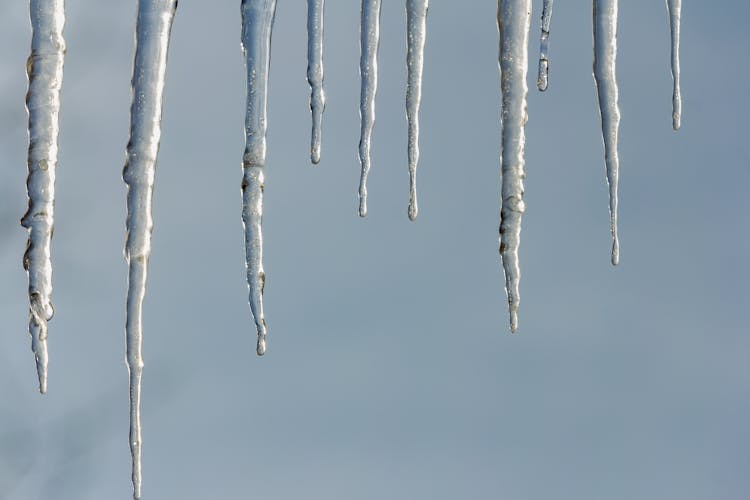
<box><xmin>22</xmin><ymin>0</ymin><xmax>66</xmax><ymax>395</ymax></box>
<box><xmin>16</xmin><ymin>2</ymin><xmax>685</xmax><ymax>496</ymax></box>
<box><xmin>122</xmin><ymin>1</ymin><xmax>178</xmax><ymax>498</ymax></box>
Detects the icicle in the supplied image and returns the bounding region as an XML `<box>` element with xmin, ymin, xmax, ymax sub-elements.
<box><xmin>497</xmin><ymin>0</ymin><xmax>531</xmax><ymax>333</ymax></box>
<box><xmin>666</xmin><ymin>0</ymin><xmax>681</xmax><ymax>130</ymax></box>
<box><xmin>592</xmin><ymin>0</ymin><xmax>620</xmax><ymax>266</ymax></box>
<box><xmin>21</xmin><ymin>0</ymin><xmax>66</xmax><ymax>395</ymax></box>
<box><xmin>307</xmin><ymin>0</ymin><xmax>325</xmax><ymax>164</ymax></box>
<box><xmin>358</xmin><ymin>0</ymin><xmax>382</xmax><ymax>217</ymax></box>
<box><xmin>241</xmin><ymin>0</ymin><xmax>276</xmax><ymax>356</ymax></box>
<box><xmin>122</xmin><ymin>1</ymin><xmax>177</xmax><ymax>497</ymax></box>
<box><xmin>405</xmin><ymin>0</ymin><xmax>428</xmax><ymax>221</ymax></box>
<box><xmin>536</xmin><ymin>0</ymin><xmax>553</xmax><ymax>91</ymax></box>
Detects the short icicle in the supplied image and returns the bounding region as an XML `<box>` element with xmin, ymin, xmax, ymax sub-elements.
<box><xmin>358</xmin><ymin>0</ymin><xmax>382</xmax><ymax>217</ymax></box>
<box><xmin>307</xmin><ymin>0</ymin><xmax>325</xmax><ymax>164</ymax></box>
<box><xmin>497</xmin><ymin>0</ymin><xmax>532</xmax><ymax>333</ymax></box>
<box><xmin>536</xmin><ymin>0</ymin><xmax>553</xmax><ymax>91</ymax></box>
<box><xmin>241</xmin><ymin>0</ymin><xmax>277</xmax><ymax>356</ymax></box>
<box><xmin>592</xmin><ymin>0</ymin><xmax>621</xmax><ymax>265</ymax></box>
<box><xmin>22</xmin><ymin>0</ymin><xmax>66</xmax><ymax>395</ymax></box>
<box><xmin>666</xmin><ymin>0</ymin><xmax>681</xmax><ymax>130</ymax></box>
<box><xmin>122</xmin><ymin>1</ymin><xmax>177</xmax><ymax>498</ymax></box>
<box><xmin>405</xmin><ymin>0</ymin><xmax>428</xmax><ymax>221</ymax></box>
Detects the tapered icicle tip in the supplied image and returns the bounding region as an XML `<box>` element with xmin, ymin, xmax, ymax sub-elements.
<box><xmin>358</xmin><ymin>194</ymin><xmax>367</xmax><ymax>218</ymax></box>
<box><xmin>311</xmin><ymin>145</ymin><xmax>321</xmax><ymax>165</ymax></box>
<box><xmin>408</xmin><ymin>200</ymin><xmax>418</xmax><ymax>221</ymax></box>
<box><xmin>611</xmin><ymin>236</ymin><xmax>620</xmax><ymax>266</ymax></box>
<box><xmin>509</xmin><ymin>309</ymin><xmax>519</xmax><ymax>333</ymax></box>
<box><xmin>256</xmin><ymin>335</ymin><xmax>267</xmax><ymax>356</ymax></box>
<box><xmin>537</xmin><ymin>59</ymin><xmax>549</xmax><ymax>91</ymax></box>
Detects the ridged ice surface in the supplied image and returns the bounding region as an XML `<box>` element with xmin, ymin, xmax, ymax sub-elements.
<box><xmin>497</xmin><ymin>0</ymin><xmax>531</xmax><ymax>333</ymax></box>
<box><xmin>536</xmin><ymin>0</ymin><xmax>553</xmax><ymax>91</ymax></box>
<box><xmin>405</xmin><ymin>0</ymin><xmax>428</xmax><ymax>221</ymax></box>
<box><xmin>357</xmin><ymin>0</ymin><xmax>382</xmax><ymax>217</ymax></box>
<box><xmin>241</xmin><ymin>0</ymin><xmax>276</xmax><ymax>357</ymax></box>
<box><xmin>21</xmin><ymin>0</ymin><xmax>66</xmax><ymax>395</ymax></box>
<box><xmin>666</xmin><ymin>0</ymin><xmax>681</xmax><ymax>130</ymax></box>
<box><xmin>122</xmin><ymin>1</ymin><xmax>177</xmax><ymax>497</ymax></box>
<box><xmin>593</xmin><ymin>0</ymin><xmax>621</xmax><ymax>266</ymax></box>
<box><xmin>307</xmin><ymin>0</ymin><xmax>325</xmax><ymax>164</ymax></box>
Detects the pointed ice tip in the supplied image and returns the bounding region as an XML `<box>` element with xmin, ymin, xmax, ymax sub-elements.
<box><xmin>672</xmin><ymin>117</ymin><xmax>681</xmax><ymax>131</ymax></box>
<box><xmin>311</xmin><ymin>148</ymin><xmax>321</xmax><ymax>165</ymax></box>
<box><xmin>408</xmin><ymin>203</ymin><xmax>418</xmax><ymax>221</ymax></box>
<box><xmin>611</xmin><ymin>238</ymin><xmax>620</xmax><ymax>266</ymax></box>
<box><xmin>358</xmin><ymin>202</ymin><xmax>367</xmax><ymax>218</ymax></box>
<box><xmin>256</xmin><ymin>336</ymin><xmax>266</xmax><ymax>356</ymax></box>
<box><xmin>509</xmin><ymin>310</ymin><xmax>519</xmax><ymax>333</ymax></box>
<box><xmin>38</xmin><ymin>374</ymin><xmax>47</xmax><ymax>394</ymax></box>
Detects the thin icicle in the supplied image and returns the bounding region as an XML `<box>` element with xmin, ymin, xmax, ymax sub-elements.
<box><xmin>21</xmin><ymin>0</ymin><xmax>66</xmax><ymax>395</ymax></box>
<box><xmin>307</xmin><ymin>0</ymin><xmax>325</xmax><ymax>164</ymax></box>
<box><xmin>405</xmin><ymin>0</ymin><xmax>428</xmax><ymax>221</ymax></box>
<box><xmin>497</xmin><ymin>0</ymin><xmax>531</xmax><ymax>333</ymax></box>
<box><xmin>122</xmin><ymin>1</ymin><xmax>177</xmax><ymax>498</ymax></box>
<box><xmin>536</xmin><ymin>0</ymin><xmax>553</xmax><ymax>91</ymax></box>
<box><xmin>358</xmin><ymin>0</ymin><xmax>382</xmax><ymax>217</ymax></box>
<box><xmin>593</xmin><ymin>0</ymin><xmax>620</xmax><ymax>266</ymax></box>
<box><xmin>241</xmin><ymin>0</ymin><xmax>276</xmax><ymax>356</ymax></box>
<box><xmin>666</xmin><ymin>0</ymin><xmax>681</xmax><ymax>130</ymax></box>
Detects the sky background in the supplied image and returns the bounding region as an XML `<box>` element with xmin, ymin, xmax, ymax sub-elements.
<box><xmin>1</xmin><ymin>1</ymin><xmax>749</xmax><ymax>499</ymax></box>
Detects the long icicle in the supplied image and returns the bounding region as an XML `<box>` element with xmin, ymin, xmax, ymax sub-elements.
<box><xmin>666</xmin><ymin>0</ymin><xmax>681</xmax><ymax>130</ymax></box>
<box><xmin>21</xmin><ymin>0</ymin><xmax>66</xmax><ymax>395</ymax></box>
<box><xmin>307</xmin><ymin>0</ymin><xmax>325</xmax><ymax>164</ymax></box>
<box><xmin>122</xmin><ymin>1</ymin><xmax>177</xmax><ymax>497</ymax></box>
<box><xmin>536</xmin><ymin>0</ymin><xmax>553</xmax><ymax>91</ymax></box>
<box><xmin>405</xmin><ymin>0</ymin><xmax>428</xmax><ymax>221</ymax></box>
<box><xmin>497</xmin><ymin>0</ymin><xmax>531</xmax><ymax>333</ymax></box>
<box><xmin>241</xmin><ymin>0</ymin><xmax>276</xmax><ymax>356</ymax></box>
<box><xmin>358</xmin><ymin>0</ymin><xmax>382</xmax><ymax>217</ymax></box>
<box><xmin>593</xmin><ymin>0</ymin><xmax>620</xmax><ymax>266</ymax></box>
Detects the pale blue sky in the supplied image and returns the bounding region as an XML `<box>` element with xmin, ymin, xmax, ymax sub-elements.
<box><xmin>1</xmin><ymin>2</ymin><xmax>748</xmax><ymax>499</ymax></box>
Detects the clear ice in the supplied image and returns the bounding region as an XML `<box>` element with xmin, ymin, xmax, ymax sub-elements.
<box><xmin>122</xmin><ymin>0</ymin><xmax>178</xmax><ymax>497</ymax></box>
<box><xmin>307</xmin><ymin>0</ymin><xmax>325</xmax><ymax>164</ymax></box>
<box><xmin>357</xmin><ymin>0</ymin><xmax>382</xmax><ymax>217</ymax></box>
<box><xmin>592</xmin><ymin>0</ymin><xmax>621</xmax><ymax>266</ymax></box>
<box><xmin>241</xmin><ymin>0</ymin><xmax>277</xmax><ymax>356</ymax></box>
<box><xmin>536</xmin><ymin>0</ymin><xmax>553</xmax><ymax>91</ymax></box>
<box><xmin>497</xmin><ymin>0</ymin><xmax>531</xmax><ymax>332</ymax></box>
<box><xmin>21</xmin><ymin>0</ymin><xmax>66</xmax><ymax>395</ymax></box>
<box><xmin>405</xmin><ymin>0</ymin><xmax>428</xmax><ymax>221</ymax></box>
<box><xmin>666</xmin><ymin>0</ymin><xmax>681</xmax><ymax>130</ymax></box>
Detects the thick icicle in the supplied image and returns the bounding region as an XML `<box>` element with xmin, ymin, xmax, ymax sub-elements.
<box><xmin>21</xmin><ymin>0</ymin><xmax>66</xmax><ymax>395</ymax></box>
<box><xmin>497</xmin><ymin>0</ymin><xmax>531</xmax><ymax>333</ymax></box>
<box><xmin>241</xmin><ymin>0</ymin><xmax>276</xmax><ymax>356</ymax></box>
<box><xmin>358</xmin><ymin>0</ymin><xmax>382</xmax><ymax>217</ymax></box>
<box><xmin>122</xmin><ymin>1</ymin><xmax>177</xmax><ymax>498</ymax></box>
<box><xmin>405</xmin><ymin>0</ymin><xmax>428</xmax><ymax>221</ymax></box>
<box><xmin>592</xmin><ymin>0</ymin><xmax>620</xmax><ymax>265</ymax></box>
<box><xmin>666</xmin><ymin>0</ymin><xmax>681</xmax><ymax>130</ymax></box>
<box><xmin>536</xmin><ymin>0</ymin><xmax>553</xmax><ymax>91</ymax></box>
<box><xmin>307</xmin><ymin>0</ymin><xmax>325</xmax><ymax>164</ymax></box>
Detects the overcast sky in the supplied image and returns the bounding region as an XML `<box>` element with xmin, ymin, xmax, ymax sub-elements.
<box><xmin>1</xmin><ymin>2</ymin><xmax>748</xmax><ymax>499</ymax></box>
